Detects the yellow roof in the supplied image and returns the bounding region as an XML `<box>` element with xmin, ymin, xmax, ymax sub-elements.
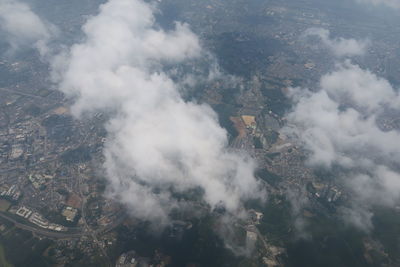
<box><xmin>241</xmin><ymin>115</ymin><xmax>256</xmax><ymax>127</ymax></box>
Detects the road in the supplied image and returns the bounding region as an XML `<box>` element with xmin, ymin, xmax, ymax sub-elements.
<box><xmin>0</xmin><ymin>87</ymin><xmax>44</xmax><ymax>99</ymax></box>
<box><xmin>0</xmin><ymin>209</ymin><xmax>126</xmax><ymax>240</ymax></box>
<box><xmin>0</xmin><ymin>212</ymin><xmax>84</xmax><ymax>239</ymax></box>
<box><xmin>79</xmin><ymin>172</ymin><xmax>112</xmax><ymax>267</ymax></box>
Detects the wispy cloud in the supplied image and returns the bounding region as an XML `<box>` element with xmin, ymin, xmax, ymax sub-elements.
<box><xmin>284</xmin><ymin>61</ymin><xmax>400</xmax><ymax>230</ymax></box>
<box><xmin>0</xmin><ymin>0</ymin><xmax>56</xmax><ymax>55</ymax></box>
<box><xmin>356</xmin><ymin>0</ymin><xmax>400</xmax><ymax>9</ymax></box>
<box><xmin>304</xmin><ymin>28</ymin><xmax>368</xmax><ymax>57</ymax></box>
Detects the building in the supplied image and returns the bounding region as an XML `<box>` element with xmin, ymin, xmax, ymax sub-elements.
<box><xmin>62</xmin><ymin>206</ymin><xmax>78</xmax><ymax>222</ymax></box>
<box><xmin>16</xmin><ymin>206</ymin><xmax>32</xmax><ymax>218</ymax></box>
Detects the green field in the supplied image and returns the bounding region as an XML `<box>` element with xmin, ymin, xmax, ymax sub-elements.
<box><xmin>0</xmin><ymin>244</ymin><xmax>13</xmax><ymax>267</ymax></box>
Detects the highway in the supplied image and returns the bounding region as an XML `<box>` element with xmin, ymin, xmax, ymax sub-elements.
<box><xmin>0</xmin><ymin>210</ymin><xmax>127</xmax><ymax>240</ymax></box>
<box><xmin>0</xmin><ymin>87</ymin><xmax>44</xmax><ymax>99</ymax></box>
<box><xmin>0</xmin><ymin>212</ymin><xmax>84</xmax><ymax>239</ymax></box>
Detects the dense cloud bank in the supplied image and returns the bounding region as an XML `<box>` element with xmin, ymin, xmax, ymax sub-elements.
<box><xmin>51</xmin><ymin>0</ymin><xmax>264</xmax><ymax>223</ymax></box>
<box><xmin>0</xmin><ymin>0</ymin><xmax>264</xmax><ymax>232</ymax></box>
<box><xmin>284</xmin><ymin>61</ymin><xmax>400</xmax><ymax>230</ymax></box>
<box><xmin>5</xmin><ymin>0</ymin><xmax>399</xmax><ymax>236</ymax></box>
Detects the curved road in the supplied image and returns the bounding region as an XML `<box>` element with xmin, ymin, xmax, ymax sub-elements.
<box><xmin>0</xmin><ymin>211</ymin><xmax>128</xmax><ymax>239</ymax></box>
<box><xmin>0</xmin><ymin>212</ymin><xmax>84</xmax><ymax>238</ymax></box>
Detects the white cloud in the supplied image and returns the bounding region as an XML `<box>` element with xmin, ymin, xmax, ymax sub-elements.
<box><xmin>53</xmin><ymin>0</ymin><xmax>264</xmax><ymax>223</ymax></box>
<box><xmin>0</xmin><ymin>0</ymin><xmax>55</xmax><ymax>55</ymax></box>
<box><xmin>284</xmin><ymin>61</ymin><xmax>400</xmax><ymax>230</ymax></box>
<box><xmin>304</xmin><ymin>28</ymin><xmax>368</xmax><ymax>57</ymax></box>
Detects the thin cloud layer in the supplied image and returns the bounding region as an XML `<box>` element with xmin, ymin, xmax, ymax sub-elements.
<box><xmin>0</xmin><ymin>0</ymin><xmax>55</xmax><ymax>55</ymax></box>
<box><xmin>284</xmin><ymin>62</ymin><xmax>400</xmax><ymax>230</ymax></box>
<box><xmin>53</xmin><ymin>0</ymin><xmax>264</xmax><ymax>223</ymax></box>
<box><xmin>304</xmin><ymin>28</ymin><xmax>368</xmax><ymax>57</ymax></box>
<box><xmin>356</xmin><ymin>0</ymin><xmax>400</xmax><ymax>9</ymax></box>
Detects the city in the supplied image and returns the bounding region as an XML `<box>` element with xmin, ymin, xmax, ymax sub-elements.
<box><xmin>0</xmin><ymin>0</ymin><xmax>399</xmax><ymax>266</ymax></box>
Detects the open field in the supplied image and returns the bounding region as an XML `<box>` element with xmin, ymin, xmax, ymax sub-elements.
<box><xmin>230</xmin><ymin>117</ymin><xmax>247</xmax><ymax>138</ymax></box>
<box><xmin>0</xmin><ymin>244</ymin><xmax>13</xmax><ymax>267</ymax></box>
<box><xmin>0</xmin><ymin>200</ymin><xmax>11</xmax><ymax>212</ymax></box>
